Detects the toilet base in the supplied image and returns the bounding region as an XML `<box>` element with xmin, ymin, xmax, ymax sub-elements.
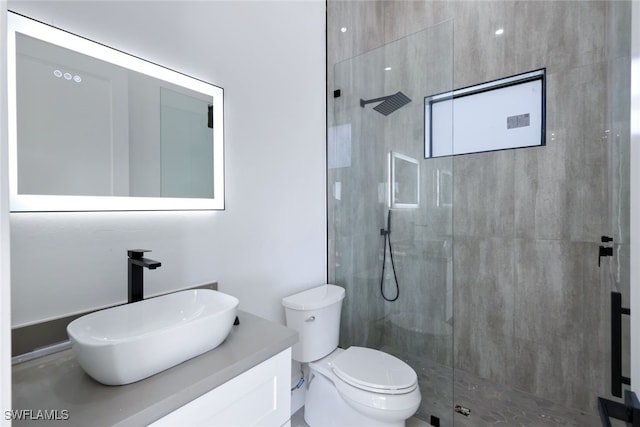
<box><xmin>304</xmin><ymin>372</ymin><xmax>405</xmax><ymax>427</ymax></box>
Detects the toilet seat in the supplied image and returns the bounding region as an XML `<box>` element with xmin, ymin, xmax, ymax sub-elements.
<box><xmin>331</xmin><ymin>347</ymin><xmax>418</xmax><ymax>394</ymax></box>
<box><xmin>307</xmin><ymin>347</ymin><xmax>422</xmax><ymax>423</ymax></box>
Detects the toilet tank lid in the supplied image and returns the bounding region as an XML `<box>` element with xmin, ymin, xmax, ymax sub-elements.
<box><xmin>282</xmin><ymin>284</ymin><xmax>345</xmax><ymax>310</ymax></box>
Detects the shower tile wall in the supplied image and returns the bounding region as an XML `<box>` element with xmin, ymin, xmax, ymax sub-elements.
<box><xmin>327</xmin><ymin>0</ymin><xmax>630</xmax><ymax>418</ymax></box>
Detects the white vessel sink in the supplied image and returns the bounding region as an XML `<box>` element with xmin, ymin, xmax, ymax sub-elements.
<box><xmin>67</xmin><ymin>289</ymin><xmax>239</xmax><ymax>385</ymax></box>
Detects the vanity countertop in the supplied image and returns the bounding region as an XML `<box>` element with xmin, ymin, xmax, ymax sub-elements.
<box><xmin>11</xmin><ymin>310</ymin><xmax>298</xmax><ymax>427</ymax></box>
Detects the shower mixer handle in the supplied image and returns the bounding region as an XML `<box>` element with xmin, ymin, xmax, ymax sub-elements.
<box><xmin>599</xmin><ymin>246</ymin><xmax>613</xmax><ymax>267</ymax></box>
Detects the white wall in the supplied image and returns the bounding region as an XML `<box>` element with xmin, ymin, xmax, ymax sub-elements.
<box><xmin>7</xmin><ymin>0</ymin><xmax>326</xmax><ymax>326</ymax></box>
<box><xmin>1</xmin><ymin>0</ymin><xmax>12</xmax><ymax>422</ymax></box>
<box><xmin>631</xmin><ymin>0</ymin><xmax>640</xmax><ymax>391</ymax></box>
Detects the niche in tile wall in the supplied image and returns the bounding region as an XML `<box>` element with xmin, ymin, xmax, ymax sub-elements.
<box><xmin>389</xmin><ymin>151</ymin><xmax>420</xmax><ymax>209</ymax></box>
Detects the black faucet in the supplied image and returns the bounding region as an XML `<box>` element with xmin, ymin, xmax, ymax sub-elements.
<box><xmin>127</xmin><ymin>249</ymin><xmax>161</xmax><ymax>303</ymax></box>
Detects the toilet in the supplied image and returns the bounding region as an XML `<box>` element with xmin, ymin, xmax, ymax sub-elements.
<box><xmin>282</xmin><ymin>284</ymin><xmax>421</xmax><ymax>427</ymax></box>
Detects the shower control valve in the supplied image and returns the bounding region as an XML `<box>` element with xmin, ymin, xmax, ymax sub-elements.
<box><xmin>599</xmin><ymin>246</ymin><xmax>613</xmax><ymax>267</ymax></box>
<box><xmin>598</xmin><ymin>236</ymin><xmax>614</xmax><ymax>267</ymax></box>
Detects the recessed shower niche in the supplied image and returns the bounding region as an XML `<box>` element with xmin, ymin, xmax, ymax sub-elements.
<box><xmin>390</xmin><ymin>151</ymin><xmax>420</xmax><ymax>209</ymax></box>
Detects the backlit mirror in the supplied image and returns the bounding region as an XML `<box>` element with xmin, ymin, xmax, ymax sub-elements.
<box><xmin>7</xmin><ymin>12</ymin><xmax>224</xmax><ymax>211</ymax></box>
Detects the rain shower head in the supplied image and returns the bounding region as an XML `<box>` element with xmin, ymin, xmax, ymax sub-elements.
<box><xmin>360</xmin><ymin>91</ymin><xmax>411</xmax><ymax>116</ymax></box>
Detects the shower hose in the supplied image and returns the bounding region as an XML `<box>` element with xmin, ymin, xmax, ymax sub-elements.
<box><xmin>380</xmin><ymin>209</ymin><xmax>400</xmax><ymax>302</ymax></box>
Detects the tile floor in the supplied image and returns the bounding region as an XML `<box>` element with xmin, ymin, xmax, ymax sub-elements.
<box><xmin>292</xmin><ymin>346</ymin><xmax>609</xmax><ymax>427</ymax></box>
<box><xmin>390</xmin><ymin>346</ymin><xmax>605</xmax><ymax>427</ymax></box>
<box><xmin>449</xmin><ymin>368</ymin><xmax>603</xmax><ymax>427</ymax></box>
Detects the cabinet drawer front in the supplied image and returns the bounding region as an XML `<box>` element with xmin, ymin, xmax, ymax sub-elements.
<box><xmin>150</xmin><ymin>348</ymin><xmax>291</xmax><ymax>427</ymax></box>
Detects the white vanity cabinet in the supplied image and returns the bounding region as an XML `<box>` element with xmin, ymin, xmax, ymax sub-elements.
<box><xmin>149</xmin><ymin>348</ymin><xmax>292</xmax><ymax>427</ymax></box>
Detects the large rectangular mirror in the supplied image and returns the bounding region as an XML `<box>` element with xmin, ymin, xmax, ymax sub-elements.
<box><xmin>7</xmin><ymin>12</ymin><xmax>224</xmax><ymax>211</ymax></box>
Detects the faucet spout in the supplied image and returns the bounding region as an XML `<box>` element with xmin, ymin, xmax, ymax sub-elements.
<box><xmin>128</xmin><ymin>249</ymin><xmax>161</xmax><ymax>303</ymax></box>
<box><xmin>129</xmin><ymin>257</ymin><xmax>161</xmax><ymax>269</ymax></box>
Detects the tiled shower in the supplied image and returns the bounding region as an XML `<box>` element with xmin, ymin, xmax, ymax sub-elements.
<box><xmin>327</xmin><ymin>1</ymin><xmax>631</xmax><ymax>425</ymax></box>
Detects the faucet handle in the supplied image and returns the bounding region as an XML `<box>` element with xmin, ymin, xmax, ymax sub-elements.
<box><xmin>128</xmin><ymin>249</ymin><xmax>152</xmax><ymax>259</ymax></box>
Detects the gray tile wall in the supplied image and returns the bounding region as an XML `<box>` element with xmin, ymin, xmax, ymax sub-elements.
<box><xmin>327</xmin><ymin>0</ymin><xmax>630</xmax><ymax>417</ymax></box>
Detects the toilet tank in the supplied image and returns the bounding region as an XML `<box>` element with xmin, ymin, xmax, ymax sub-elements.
<box><xmin>282</xmin><ymin>284</ymin><xmax>345</xmax><ymax>363</ymax></box>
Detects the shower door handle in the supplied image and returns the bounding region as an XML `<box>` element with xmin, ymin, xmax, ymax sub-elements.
<box><xmin>611</xmin><ymin>291</ymin><xmax>631</xmax><ymax>397</ymax></box>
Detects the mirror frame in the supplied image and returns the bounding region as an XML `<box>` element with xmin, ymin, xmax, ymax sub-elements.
<box><xmin>7</xmin><ymin>12</ymin><xmax>225</xmax><ymax>211</ymax></box>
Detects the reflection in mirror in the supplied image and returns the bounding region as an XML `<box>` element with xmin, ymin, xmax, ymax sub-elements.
<box><xmin>160</xmin><ymin>88</ymin><xmax>214</xmax><ymax>198</ymax></box>
<box><xmin>7</xmin><ymin>12</ymin><xmax>224</xmax><ymax>211</ymax></box>
<box><xmin>389</xmin><ymin>152</ymin><xmax>420</xmax><ymax>209</ymax></box>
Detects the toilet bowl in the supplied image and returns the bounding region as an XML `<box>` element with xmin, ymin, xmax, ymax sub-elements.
<box><xmin>282</xmin><ymin>284</ymin><xmax>421</xmax><ymax>427</ymax></box>
<box><xmin>305</xmin><ymin>347</ymin><xmax>421</xmax><ymax>427</ymax></box>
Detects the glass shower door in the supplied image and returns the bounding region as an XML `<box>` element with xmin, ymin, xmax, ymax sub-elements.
<box><xmin>327</xmin><ymin>20</ymin><xmax>455</xmax><ymax>425</ymax></box>
<box><xmin>605</xmin><ymin>0</ymin><xmax>632</xmax><ymax>402</ymax></box>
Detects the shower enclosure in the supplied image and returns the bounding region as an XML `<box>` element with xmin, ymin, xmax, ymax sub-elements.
<box><xmin>328</xmin><ymin>20</ymin><xmax>456</xmax><ymax>424</ymax></box>
<box><xmin>327</xmin><ymin>1</ymin><xmax>632</xmax><ymax>425</ymax></box>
